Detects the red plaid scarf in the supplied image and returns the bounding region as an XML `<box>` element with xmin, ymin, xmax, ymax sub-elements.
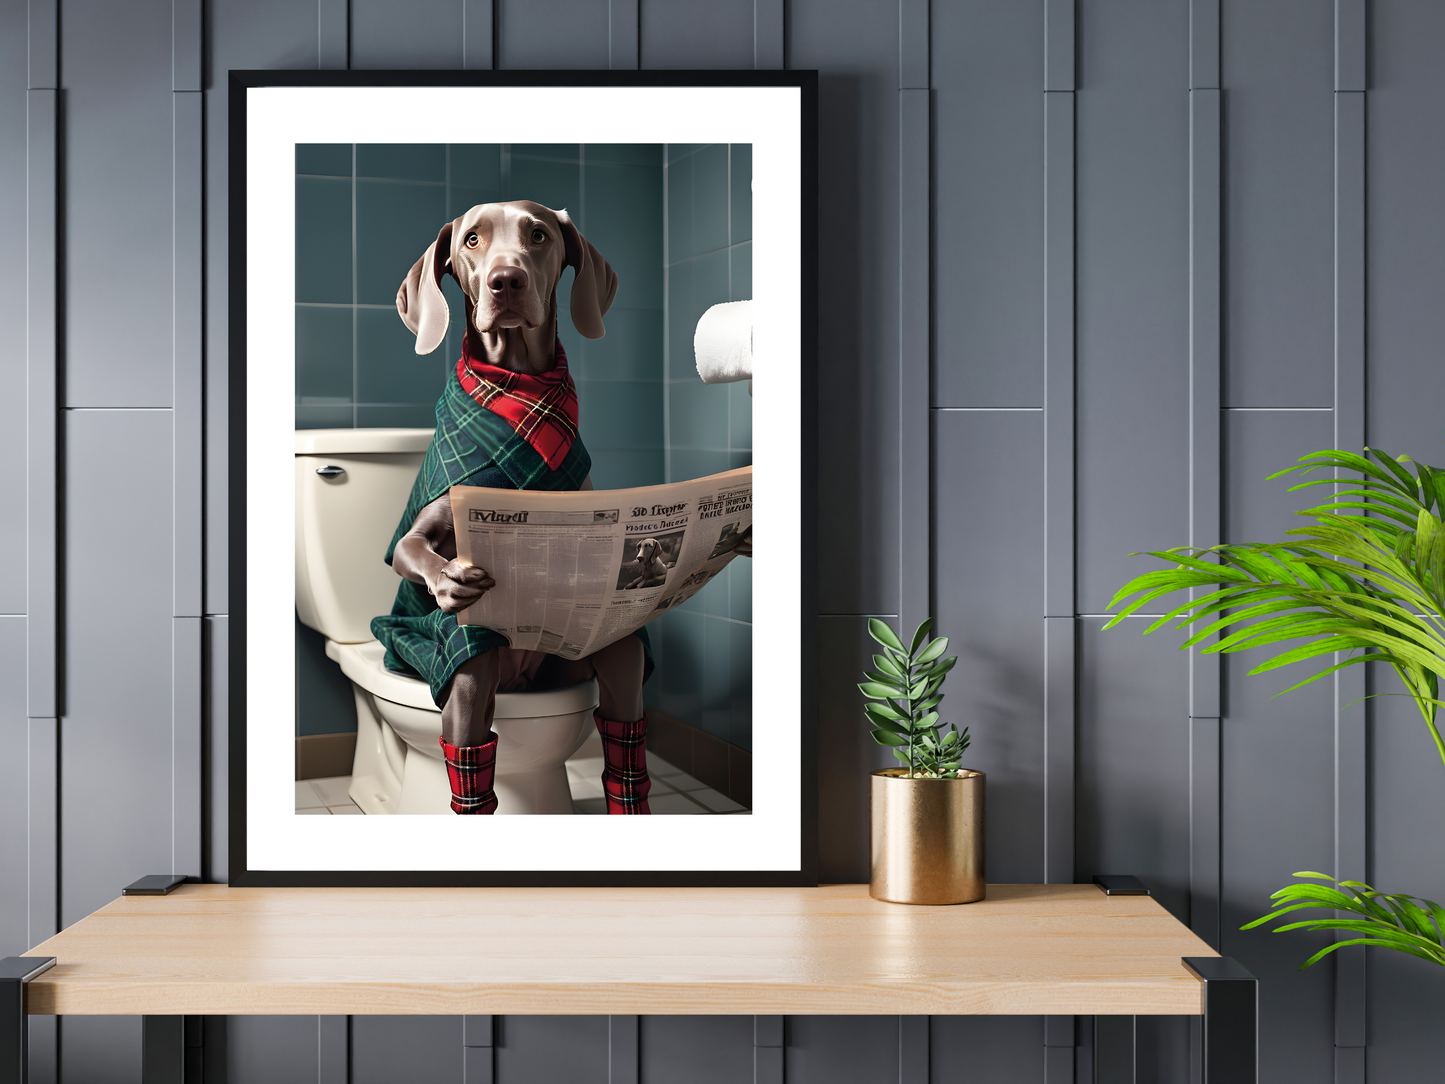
<box><xmin>457</xmin><ymin>336</ymin><xmax>580</xmax><ymax>470</ymax></box>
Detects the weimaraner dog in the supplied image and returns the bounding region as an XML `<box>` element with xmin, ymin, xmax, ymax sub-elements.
<box><xmin>388</xmin><ymin>201</ymin><xmax>644</xmax><ymax>750</ymax></box>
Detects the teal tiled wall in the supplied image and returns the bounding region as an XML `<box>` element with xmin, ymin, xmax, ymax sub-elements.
<box><xmin>645</xmin><ymin>144</ymin><xmax>754</xmax><ymax>752</ymax></box>
<box><xmin>294</xmin><ymin>144</ymin><xmax>665</xmax><ymax>735</ymax></box>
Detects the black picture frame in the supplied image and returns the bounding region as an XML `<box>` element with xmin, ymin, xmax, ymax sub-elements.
<box><xmin>228</xmin><ymin>69</ymin><xmax>818</xmax><ymax>886</ymax></box>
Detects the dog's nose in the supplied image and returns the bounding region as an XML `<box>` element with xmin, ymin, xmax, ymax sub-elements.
<box><xmin>488</xmin><ymin>265</ymin><xmax>528</xmax><ymax>295</ymax></box>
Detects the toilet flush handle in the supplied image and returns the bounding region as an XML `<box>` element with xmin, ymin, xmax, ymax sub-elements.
<box><xmin>315</xmin><ymin>465</ymin><xmax>346</xmax><ymax>480</ymax></box>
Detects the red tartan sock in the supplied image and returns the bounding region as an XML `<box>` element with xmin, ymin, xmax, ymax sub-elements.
<box><xmin>594</xmin><ymin>711</ymin><xmax>651</xmax><ymax>815</ymax></box>
<box><xmin>439</xmin><ymin>735</ymin><xmax>499</xmax><ymax>815</ymax></box>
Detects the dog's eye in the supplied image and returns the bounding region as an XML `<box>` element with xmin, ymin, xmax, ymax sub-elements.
<box><xmin>464</xmin><ymin>232</ymin><xmax>479</xmax><ymax>249</ymax></box>
<box><xmin>531</xmin><ymin>228</ymin><xmax>547</xmax><ymax>244</ymax></box>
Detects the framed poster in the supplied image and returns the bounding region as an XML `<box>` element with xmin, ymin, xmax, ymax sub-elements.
<box><xmin>228</xmin><ymin>70</ymin><xmax>817</xmax><ymax>885</ymax></box>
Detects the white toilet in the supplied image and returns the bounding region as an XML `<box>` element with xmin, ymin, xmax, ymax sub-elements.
<box><xmin>294</xmin><ymin>427</ymin><xmax>599</xmax><ymax>815</ymax></box>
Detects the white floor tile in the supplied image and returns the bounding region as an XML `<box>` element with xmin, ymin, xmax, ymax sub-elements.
<box><xmin>294</xmin><ymin>781</ymin><xmax>325</xmax><ymax>809</ymax></box>
<box><xmin>663</xmin><ymin>772</ymin><xmax>707</xmax><ymax>793</ymax></box>
<box><xmin>296</xmin><ymin>807</ymin><xmax>330</xmax><ymax>815</ymax></box>
<box><xmin>687</xmin><ymin>788</ymin><xmax>745</xmax><ymax>813</ymax></box>
<box><xmin>308</xmin><ymin>776</ymin><xmax>353</xmax><ymax>806</ymax></box>
<box><xmin>572</xmin><ymin>797</ymin><xmax>607</xmax><ymax>815</ymax></box>
<box><xmin>648</xmin><ymin>792</ymin><xmax>709</xmax><ymax>815</ymax></box>
<box><xmin>327</xmin><ymin>803</ymin><xmax>365</xmax><ymax>815</ymax></box>
<box><xmin>567</xmin><ymin>772</ymin><xmax>605</xmax><ymax>800</ymax></box>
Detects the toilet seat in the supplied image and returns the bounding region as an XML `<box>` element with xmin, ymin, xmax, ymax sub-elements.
<box><xmin>325</xmin><ymin>639</ymin><xmax>600</xmax><ymax>718</ymax></box>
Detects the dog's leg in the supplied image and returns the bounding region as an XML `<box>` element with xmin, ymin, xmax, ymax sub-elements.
<box><xmin>437</xmin><ymin>652</ymin><xmax>502</xmax><ymax>814</ymax></box>
<box><xmin>588</xmin><ymin>637</ymin><xmax>651</xmax><ymax>815</ymax></box>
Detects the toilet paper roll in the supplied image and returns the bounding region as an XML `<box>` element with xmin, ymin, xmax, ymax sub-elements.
<box><xmin>694</xmin><ymin>300</ymin><xmax>753</xmax><ymax>385</ymax></box>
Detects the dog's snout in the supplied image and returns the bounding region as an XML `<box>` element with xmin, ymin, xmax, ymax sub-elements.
<box><xmin>488</xmin><ymin>265</ymin><xmax>528</xmax><ymax>295</ymax></box>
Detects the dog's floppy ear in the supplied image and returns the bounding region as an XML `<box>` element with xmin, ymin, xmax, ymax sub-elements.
<box><xmin>396</xmin><ymin>221</ymin><xmax>454</xmax><ymax>355</ymax></box>
<box><xmin>556</xmin><ymin>209</ymin><xmax>617</xmax><ymax>339</ymax></box>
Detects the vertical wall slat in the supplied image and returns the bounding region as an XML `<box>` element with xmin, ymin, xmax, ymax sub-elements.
<box><xmin>318</xmin><ymin>0</ymin><xmax>349</xmax><ymax>70</ymax></box>
<box><xmin>171</xmin><ymin>618</ymin><xmax>202</xmax><ymax>878</ymax></box>
<box><xmin>609</xmin><ymin>0</ymin><xmax>638</xmax><ymax>70</ymax></box>
<box><xmin>897</xmin><ymin>0</ymin><xmax>928</xmax><ymax>638</ymax></box>
<box><xmin>754</xmin><ymin>0</ymin><xmax>784</xmax><ymax>70</ymax></box>
<box><xmin>1188</xmin><ymin>85</ymin><xmax>1221</xmax><ymax>720</ymax></box>
<box><xmin>609</xmin><ymin>1015</ymin><xmax>639</xmax><ymax>1084</ymax></box>
<box><xmin>1044</xmin><ymin>0</ymin><xmax>1074</xmax><ymax>93</ymax></box>
<box><xmin>754</xmin><ymin>1016</ymin><xmax>783</xmax><ymax>1084</ymax></box>
<box><xmin>172</xmin><ymin>0</ymin><xmax>201</xmax><ymax>91</ymax></box>
<box><xmin>898</xmin><ymin>86</ymin><xmax>929</xmax><ymax>635</ymax></box>
<box><xmin>1042</xmin><ymin>90</ymin><xmax>1075</xmax><ymax>623</ymax></box>
<box><xmin>24</xmin><ymin>18</ymin><xmax>59</xmax><ymax>1084</ymax></box>
<box><xmin>28</xmin><ymin>0</ymin><xmax>57</xmax><ymax>88</ymax></box>
<box><xmin>1187</xmin><ymin>0</ymin><xmax>1223</xmax><ymax>971</ymax></box>
<box><xmin>1042</xmin><ymin>83</ymin><xmax>1075</xmax><ymax>895</ymax></box>
<box><xmin>1333</xmin><ymin>6</ymin><xmax>1367</xmax><ymax>1075</ymax></box>
<box><xmin>26</xmin><ymin>95</ymin><xmax>57</xmax><ymax>721</ymax></box>
<box><xmin>174</xmin><ymin>91</ymin><xmax>203</xmax><ymax>619</ymax></box>
<box><xmin>1335</xmin><ymin>0</ymin><xmax>1366</xmax><ymax>93</ymax></box>
<box><xmin>172</xmin><ymin>0</ymin><xmax>204</xmax><ymax>887</ymax></box>
<box><xmin>1190</xmin><ymin>0</ymin><xmax>1219</xmax><ymax>90</ymax></box>
<box><xmin>319</xmin><ymin>1015</ymin><xmax>348</xmax><ymax>1083</ymax></box>
<box><xmin>464</xmin><ymin>0</ymin><xmax>494</xmax><ymax>70</ymax></box>
<box><xmin>899</xmin><ymin>1016</ymin><xmax>927</xmax><ymax>1084</ymax></box>
<box><xmin>27</xmin><ymin>717</ymin><xmax>57</xmax><ymax>948</ymax></box>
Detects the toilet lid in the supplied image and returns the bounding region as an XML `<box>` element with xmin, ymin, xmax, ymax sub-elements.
<box><xmin>325</xmin><ymin>639</ymin><xmax>600</xmax><ymax>718</ymax></box>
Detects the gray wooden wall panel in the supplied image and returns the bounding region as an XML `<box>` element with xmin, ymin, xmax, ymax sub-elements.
<box><xmin>1073</xmin><ymin>0</ymin><xmax>1190</xmax><ymax>618</ymax></box>
<box><xmin>226</xmin><ymin>1015</ymin><xmax>323</xmax><ymax>1084</ymax></box>
<box><xmin>204</xmin><ymin>0</ymin><xmax>328</xmax><ymax>617</ymax></box>
<box><xmin>933</xmin><ymin>410</ymin><xmax>1045</xmax><ymax>883</ymax></box>
<box><xmin>62</xmin><ymin>1016</ymin><xmax>141</xmax><ymax>1084</ymax></box>
<box><xmin>493</xmin><ymin>1016</ymin><xmax>608</xmax><ymax>1084</ymax></box>
<box><xmin>930</xmin><ymin>0</ymin><xmax>1043</xmax><ymax>410</ymax></box>
<box><xmin>639</xmin><ymin>1016</ymin><xmax>753</xmax><ymax>1083</ymax></box>
<box><xmin>61</xmin><ymin>410</ymin><xmax>175</xmax><ymax>927</ymax></box>
<box><xmin>640</xmin><ymin>0</ymin><xmax>754</xmax><ymax>69</ymax></box>
<box><xmin>0</xmin><ymin>619</ymin><xmax>27</xmax><ymax>957</ymax></box>
<box><xmin>1220</xmin><ymin>0</ymin><xmax>1335</xmax><ymax>409</ymax></box>
<box><xmin>205</xmin><ymin>615</ymin><xmax>228</xmax><ymax>884</ymax></box>
<box><xmin>351</xmin><ymin>1016</ymin><xmax>463</xmax><ymax>1082</ymax></box>
<box><xmin>1076</xmin><ymin>616</ymin><xmax>1191</xmax><ymax>919</ymax></box>
<box><xmin>1365</xmin><ymin>1</ymin><xmax>1445</xmax><ymax>468</ymax></box>
<box><xmin>498</xmin><ymin>0</ymin><xmax>610</xmax><ymax>69</ymax></box>
<box><xmin>0</xmin><ymin>0</ymin><xmax>27</xmax><ymax>616</ymax></box>
<box><xmin>792</xmin><ymin>0</ymin><xmax>900</xmax><ymax>618</ymax></box>
<box><xmin>930</xmin><ymin>1016</ymin><xmax>1044</xmax><ymax>1082</ymax></box>
<box><xmin>816</xmin><ymin>614</ymin><xmax>892</xmax><ymax>883</ymax></box>
<box><xmin>61</xmin><ymin>0</ymin><xmax>176</xmax><ymax>408</ymax></box>
<box><xmin>1366</xmin><ymin>692</ymin><xmax>1445</xmax><ymax>1080</ymax></box>
<box><xmin>351</xmin><ymin>0</ymin><xmax>464</xmax><ymax>68</ymax></box>
<box><xmin>784</xmin><ymin>1017</ymin><xmax>896</xmax><ymax>1084</ymax></box>
<box><xmin>1220</xmin><ymin>408</ymin><xmax>1337</xmax><ymax>1083</ymax></box>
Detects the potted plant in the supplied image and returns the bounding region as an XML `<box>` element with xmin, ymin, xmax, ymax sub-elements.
<box><xmin>860</xmin><ymin>617</ymin><xmax>984</xmax><ymax>904</ymax></box>
<box><xmin>1108</xmin><ymin>447</ymin><xmax>1445</xmax><ymax>970</ymax></box>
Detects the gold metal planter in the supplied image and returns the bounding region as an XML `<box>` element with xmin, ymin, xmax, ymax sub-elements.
<box><xmin>869</xmin><ymin>768</ymin><xmax>985</xmax><ymax>905</ymax></box>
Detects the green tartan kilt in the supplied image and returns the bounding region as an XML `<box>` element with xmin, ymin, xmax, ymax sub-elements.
<box><xmin>371</xmin><ymin>581</ymin><xmax>653</xmax><ymax>705</ymax></box>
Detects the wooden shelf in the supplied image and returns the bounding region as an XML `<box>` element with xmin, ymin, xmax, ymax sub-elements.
<box><xmin>25</xmin><ymin>883</ymin><xmax>1215</xmax><ymax>1017</ymax></box>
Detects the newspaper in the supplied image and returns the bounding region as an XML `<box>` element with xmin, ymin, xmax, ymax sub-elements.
<box><xmin>449</xmin><ymin>466</ymin><xmax>753</xmax><ymax>660</ymax></box>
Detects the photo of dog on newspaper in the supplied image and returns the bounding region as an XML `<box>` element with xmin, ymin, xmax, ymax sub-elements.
<box><xmin>293</xmin><ymin>144</ymin><xmax>755</xmax><ymax>818</ymax></box>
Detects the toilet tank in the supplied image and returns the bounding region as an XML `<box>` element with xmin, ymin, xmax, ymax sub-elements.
<box><xmin>295</xmin><ymin>428</ymin><xmax>433</xmax><ymax>644</ymax></box>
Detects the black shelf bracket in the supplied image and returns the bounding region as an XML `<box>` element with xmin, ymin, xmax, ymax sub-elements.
<box><xmin>2</xmin><ymin>957</ymin><xmax>56</xmax><ymax>1084</ymax></box>
<box><xmin>1092</xmin><ymin>874</ymin><xmax>1150</xmax><ymax>896</ymax></box>
<box><xmin>1184</xmin><ymin>956</ymin><xmax>1258</xmax><ymax>1083</ymax></box>
<box><xmin>124</xmin><ymin>875</ymin><xmax>187</xmax><ymax>896</ymax></box>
